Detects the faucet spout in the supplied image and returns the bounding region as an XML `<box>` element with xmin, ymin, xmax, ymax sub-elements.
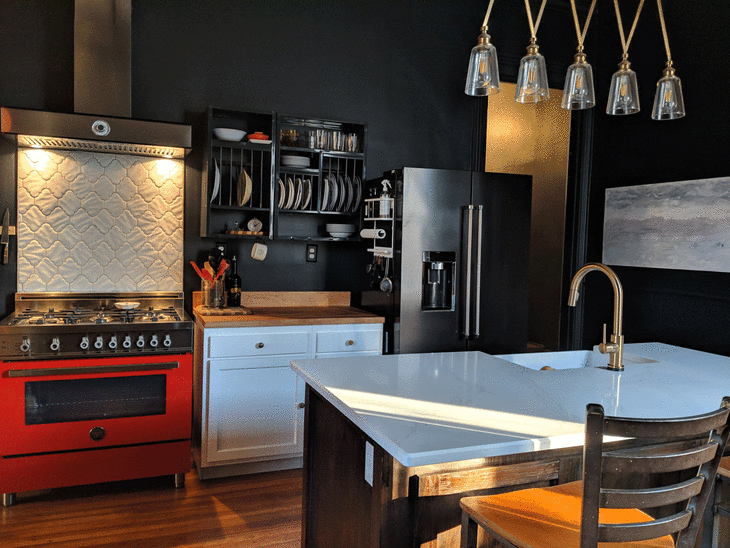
<box><xmin>568</xmin><ymin>262</ymin><xmax>624</xmax><ymax>371</ymax></box>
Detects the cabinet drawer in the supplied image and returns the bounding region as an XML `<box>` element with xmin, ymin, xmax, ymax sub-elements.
<box><xmin>209</xmin><ymin>330</ymin><xmax>310</xmax><ymax>358</ymax></box>
<box><xmin>315</xmin><ymin>327</ymin><xmax>382</xmax><ymax>354</ymax></box>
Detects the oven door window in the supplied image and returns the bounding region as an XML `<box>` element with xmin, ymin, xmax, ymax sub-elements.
<box><xmin>25</xmin><ymin>375</ymin><xmax>166</xmax><ymax>425</ymax></box>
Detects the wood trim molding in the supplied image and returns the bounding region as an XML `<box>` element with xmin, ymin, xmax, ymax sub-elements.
<box><xmin>415</xmin><ymin>460</ymin><xmax>560</xmax><ymax>497</ymax></box>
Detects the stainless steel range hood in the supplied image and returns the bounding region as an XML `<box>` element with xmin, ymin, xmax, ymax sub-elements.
<box><xmin>1</xmin><ymin>0</ymin><xmax>191</xmax><ymax>158</ymax></box>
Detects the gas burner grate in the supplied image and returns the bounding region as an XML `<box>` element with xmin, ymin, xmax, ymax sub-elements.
<box><xmin>9</xmin><ymin>307</ymin><xmax>182</xmax><ymax>326</ymax></box>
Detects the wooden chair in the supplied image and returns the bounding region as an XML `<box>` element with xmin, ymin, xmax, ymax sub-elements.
<box><xmin>460</xmin><ymin>398</ymin><xmax>730</xmax><ymax>548</ymax></box>
<box><xmin>711</xmin><ymin>456</ymin><xmax>730</xmax><ymax>548</ymax></box>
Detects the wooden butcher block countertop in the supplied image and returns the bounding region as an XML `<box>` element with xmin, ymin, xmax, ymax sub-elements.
<box><xmin>193</xmin><ymin>291</ymin><xmax>384</xmax><ymax>328</ymax></box>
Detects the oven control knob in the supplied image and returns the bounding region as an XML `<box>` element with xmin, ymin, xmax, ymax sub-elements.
<box><xmin>50</xmin><ymin>337</ymin><xmax>60</xmax><ymax>352</ymax></box>
<box><xmin>94</xmin><ymin>336</ymin><xmax>104</xmax><ymax>350</ymax></box>
<box><xmin>108</xmin><ymin>335</ymin><xmax>118</xmax><ymax>350</ymax></box>
<box><xmin>89</xmin><ymin>427</ymin><xmax>106</xmax><ymax>442</ymax></box>
<box><xmin>163</xmin><ymin>334</ymin><xmax>172</xmax><ymax>348</ymax></box>
<box><xmin>123</xmin><ymin>335</ymin><xmax>132</xmax><ymax>349</ymax></box>
<box><xmin>136</xmin><ymin>335</ymin><xmax>145</xmax><ymax>348</ymax></box>
<box><xmin>20</xmin><ymin>338</ymin><xmax>31</xmax><ymax>353</ymax></box>
<box><xmin>80</xmin><ymin>336</ymin><xmax>90</xmax><ymax>350</ymax></box>
<box><xmin>149</xmin><ymin>334</ymin><xmax>159</xmax><ymax>347</ymax></box>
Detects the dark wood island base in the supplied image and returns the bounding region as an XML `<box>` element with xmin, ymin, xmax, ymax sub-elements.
<box><xmin>301</xmin><ymin>385</ymin><xmax>586</xmax><ymax>548</ymax></box>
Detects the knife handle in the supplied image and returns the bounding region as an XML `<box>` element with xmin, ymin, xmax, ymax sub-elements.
<box><xmin>2</xmin><ymin>244</ymin><xmax>7</xmax><ymax>265</ymax></box>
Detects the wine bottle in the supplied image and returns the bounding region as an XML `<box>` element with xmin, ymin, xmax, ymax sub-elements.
<box><xmin>226</xmin><ymin>255</ymin><xmax>241</xmax><ymax>307</ymax></box>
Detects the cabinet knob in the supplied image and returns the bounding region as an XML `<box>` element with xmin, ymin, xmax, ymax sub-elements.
<box><xmin>297</xmin><ymin>402</ymin><xmax>306</xmax><ymax>409</ymax></box>
<box><xmin>255</xmin><ymin>342</ymin><xmax>265</xmax><ymax>349</ymax></box>
<box><xmin>346</xmin><ymin>340</ymin><xmax>355</xmax><ymax>346</ymax></box>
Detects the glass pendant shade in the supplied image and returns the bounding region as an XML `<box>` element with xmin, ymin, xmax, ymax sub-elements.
<box><xmin>606</xmin><ymin>60</ymin><xmax>640</xmax><ymax>115</ymax></box>
<box><xmin>561</xmin><ymin>53</ymin><xmax>595</xmax><ymax>110</ymax></box>
<box><xmin>465</xmin><ymin>29</ymin><xmax>500</xmax><ymax>96</ymax></box>
<box><xmin>515</xmin><ymin>42</ymin><xmax>550</xmax><ymax>103</ymax></box>
<box><xmin>651</xmin><ymin>66</ymin><xmax>685</xmax><ymax>120</ymax></box>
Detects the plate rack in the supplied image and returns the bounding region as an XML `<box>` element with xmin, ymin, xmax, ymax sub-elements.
<box><xmin>201</xmin><ymin>107</ymin><xmax>275</xmax><ymax>239</ymax></box>
<box><xmin>201</xmin><ymin>107</ymin><xmax>367</xmax><ymax>242</ymax></box>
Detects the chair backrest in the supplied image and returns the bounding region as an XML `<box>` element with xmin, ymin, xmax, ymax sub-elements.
<box><xmin>580</xmin><ymin>397</ymin><xmax>730</xmax><ymax>548</ymax></box>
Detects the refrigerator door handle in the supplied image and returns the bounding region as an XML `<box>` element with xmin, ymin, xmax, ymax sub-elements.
<box><xmin>473</xmin><ymin>206</ymin><xmax>483</xmax><ymax>338</ymax></box>
<box><xmin>462</xmin><ymin>206</ymin><xmax>475</xmax><ymax>339</ymax></box>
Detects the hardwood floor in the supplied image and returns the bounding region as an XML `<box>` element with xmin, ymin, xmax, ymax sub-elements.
<box><xmin>1</xmin><ymin>467</ymin><xmax>302</xmax><ymax>547</ymax></box>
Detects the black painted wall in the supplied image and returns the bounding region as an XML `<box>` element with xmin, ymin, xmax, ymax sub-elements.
<box><xmin>0</xmin><ymin>0</ymin><xmax>580</xmax><ymax>320</ymax></box>
<box><xmin>0</xmin><ymin>0</ymin><xmax>484</xmax><ymax>317</ymax></box>
<box><xmin>574</xmin><ymin>1</ymin><xmax>730</xmax><ymax>356</ymax></box>
<box><xmin>10</xmin><ymin>0</ymin><xmax>711</xmax><ymax>358</ymax></box>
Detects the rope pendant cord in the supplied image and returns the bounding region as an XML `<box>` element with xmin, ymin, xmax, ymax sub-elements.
<box><xmin>656</xmin><ymin>0</ymin><xmax>673</xmax><ymax>65</ymax></box>
<box><xmin>524</xmin><ymin>0</ymin><xmax>549</xmax><ymax>40</ymax></box>
<box><xmin>481</xmin><ymin>0</ymin><xmax>497</xmax><ymax>30</ymax></box>
<box><xmin>569</xmin><ymin>0</ymin><xmax>598</xmax><ymax>52</ymax></box>
<box><xmin>613</xmin><ymin>0</ymin><xmax>646</xmax><ymax>58</ymax></box>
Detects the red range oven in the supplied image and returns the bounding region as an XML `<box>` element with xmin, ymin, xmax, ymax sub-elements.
<box><xmin>0</xmin><ymin>293</ymin><xmax>194</xmax><ymax>507</ymax></box>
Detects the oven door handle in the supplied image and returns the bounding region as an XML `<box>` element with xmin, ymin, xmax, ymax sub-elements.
<box><xmin>7</xmin><ymin>362</ymin><xmax>179</xmax><ymax>378</ymax></box>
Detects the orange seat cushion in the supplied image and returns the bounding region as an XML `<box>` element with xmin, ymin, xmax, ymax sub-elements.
<box><xmin>460</xmin><ymin>481</ymin><xmax>675</xmax><ymax>548</ymax></box>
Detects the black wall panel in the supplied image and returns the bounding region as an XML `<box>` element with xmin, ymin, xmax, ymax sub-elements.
<box><xmin>580</xmin><ymin>1</ymin><xmax>730</xmax><ymax>356</ymax></box>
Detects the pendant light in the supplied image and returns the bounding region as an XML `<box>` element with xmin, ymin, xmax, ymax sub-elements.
<box><xmin>651</xmin><ymin>0</ymin><xmax>685</xmax><ymax>120</ymax></box>
<box><xmin>515</xmin><ymin>0</ymin><xmax>550</xmax><ymax>104</ymax></box>
<box><xmin>562</xmin><ymin>0</ymin><xmax>597</xmax><ymax>110</ymax></box>
<box><xmin>607</xmin><ymin>0</ymin><xmax>645</xmax><ymax>115</ymax></box>
<box><xmin>465</xmin><ymin>0</ymin><xmax>500</xmax><ymax>96</ymax></box>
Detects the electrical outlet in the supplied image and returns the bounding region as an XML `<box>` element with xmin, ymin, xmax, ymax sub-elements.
<box><xmin>215</xmin><ymin>241</ymin><xmax>228</xmax><ymax>257</ymax></box>
<box><xmin>306</xmin><ymin>244</ymin><xmax>318</xmax><ymax>262</ymax></box>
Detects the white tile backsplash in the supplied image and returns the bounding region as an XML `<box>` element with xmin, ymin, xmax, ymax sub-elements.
<box><xmin>17</xmin><ymin>148</ymin><xmax>184</xmax><ymax>293</ymax></box>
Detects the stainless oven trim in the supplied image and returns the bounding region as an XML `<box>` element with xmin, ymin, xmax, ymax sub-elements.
<box><xmin>8</xmin><ymin>361</ymin><xmax>179</xmax><ymax>378</ymax></box>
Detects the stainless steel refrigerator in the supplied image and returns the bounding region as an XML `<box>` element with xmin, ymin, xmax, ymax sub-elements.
<box><xmin>360</xmin><ymin>167</ymin><xmax>532</xmax><ymax>355</ymax></box>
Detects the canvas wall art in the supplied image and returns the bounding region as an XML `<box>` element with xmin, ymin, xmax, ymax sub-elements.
<box><xmin>603</xmin><ymin>177</ymin><xmax>730</xmax><ymax>272</ymax></box>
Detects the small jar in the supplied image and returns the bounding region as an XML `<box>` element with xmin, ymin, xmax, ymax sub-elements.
<box><xmin>202</xmin><ymin>279</ymin><xmax>225</xmax><ymax>308</ymax></box>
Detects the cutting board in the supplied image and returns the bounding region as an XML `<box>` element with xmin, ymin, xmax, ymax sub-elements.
<box><xmin>196</xmin><ymin>305</ymin><xmax>252</xmax><ymax>316</ymax></box>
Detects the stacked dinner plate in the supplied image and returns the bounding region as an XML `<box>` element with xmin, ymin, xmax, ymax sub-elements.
<box><xmin>281</xmin><ymin>155</ymin><xmax>310</xmax><ymax>168</ymax></box>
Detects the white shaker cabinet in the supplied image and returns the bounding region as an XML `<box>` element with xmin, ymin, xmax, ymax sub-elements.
<box><xmin>193</xmin><ymin>322</ymin><xmax>382</xmax><ymax>479</ymax></box>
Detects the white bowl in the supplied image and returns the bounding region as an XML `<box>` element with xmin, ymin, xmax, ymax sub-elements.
<box><xmin>213</xmin><ymin>128</ymin><xmax>246</xmax><ymax>141</ymax></box>
<box><xmin>114</xmin><ymin>301</ymin><xmax>140</xmax><ymax>310</ymax></box>
<box><xmin>326</xmin><ymin>224</ymin><xmax>356</xmax><ymax>238</ymax></box>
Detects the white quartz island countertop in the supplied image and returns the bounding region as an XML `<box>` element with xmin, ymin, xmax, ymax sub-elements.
<box><xmin>290</xmin><ymin>343</ymin><xmax>730</xmax><ymax>468</ymax></box>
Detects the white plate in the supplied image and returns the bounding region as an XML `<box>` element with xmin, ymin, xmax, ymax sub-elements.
<box><xmin>294</xmin><ymin>178</ymin><xmax>303</xmax><ymax>209</ymax></box>
<box><xmin>336</xmin><ymin>174</ymin><xmax>346</xmax><ymax>212</ymax></box>
<box><xmin>114</xmin><ymin>301</ymin><xmax>140</xmax><ymax>310</ymax></box>
<box><xmin>278</xmin><ymin>178</ymin><xmax>286</xmax><ymax>208</ymax></box>
<box><xmin>302</xmin><ymin>178</ymin><xmax>312</xmax><ymax>210</ymax></box>
<box><xmin>210</xmin><ymin>159</ymin><xmax>220</xmax><ymax>203</ymax></box>
<box><xmin>281</xmin><ymin>155</ymin><xmax>310</xmax><ymax>167</ymax></box>
<box><xmin>344</xmin><ymin>175</ymin><xmax>353</xmax><ymax>212</ymax></box>
<box><xmin>352</xmin><ymin>175</ymin><xmax>362</xmax><ymax>212</ymax></box>
<box><xmin>321</xmin><ymin>178</ymin><xmax>329</xmax><ymax>211</ymax></box>
<box><xmin>285</xmin><ymin>177</ymin><xmax>295</xmax><ymax>209</ymax></box>
<box><xmin>328</xmin><ymin>174</ymin><xmax>338</xmax><ymax>211</ymax></box>
<box><xmin>249</xmin><ymin>139</ymin><xmax>272</xmax><ymax>144</ymax></box>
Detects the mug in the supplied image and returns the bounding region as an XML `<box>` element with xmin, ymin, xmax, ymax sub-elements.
<box><xmin>251</xmin><ymin>242</ymin><xmax>268</xmax><ymax>261</ymax></box>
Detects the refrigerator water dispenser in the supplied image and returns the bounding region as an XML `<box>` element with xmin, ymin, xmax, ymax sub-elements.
<box><xmin>422</xmin><ymin>251</ymin><xmax>455</xmax><ymax>311</ymax></box>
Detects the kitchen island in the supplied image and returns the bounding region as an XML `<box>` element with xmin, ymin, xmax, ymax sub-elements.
<box><xmin>290</xmin><ymin>343</ymin><xmax>730</xmax><ymax>548</ymax></box>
